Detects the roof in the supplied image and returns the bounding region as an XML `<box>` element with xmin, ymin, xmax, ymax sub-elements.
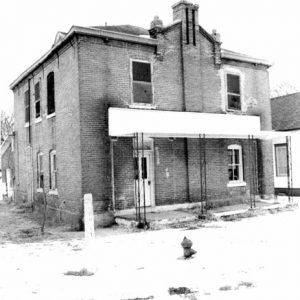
<box><xmin>109</xmin><ymin>107</ymin><xmax>287</xmax><ymax>140</ymax></box>
<box><xmin>91</xmin><ymin>25</ymin><xmax>149</xmax><ymax>36</ymax></box>
<box><xmin>221</xmin><ymin>49</ymin><xmax>272</xmax><ymax>67</ymax></box>
<box><xmin>10</xmin><ymin>22</ymin><xmax>271</xmax><ymax>89</ymax></box>
<box><xmin>10</xmin><ymin>26</ymin><xmax>158</xmax><ymax>90</ymax></box>
<box><xmin>271</xmin><ymin>92</ymin><xmax>300</xmax><ymax>131</ymax></box>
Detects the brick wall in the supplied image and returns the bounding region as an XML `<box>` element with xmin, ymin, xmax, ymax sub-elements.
<box><xmin>271</xmin><ymin>92</ymin><xmax>300</xmax><ymax>131</ymax></box>
<box><xmin>13</xmin><ymin>40</ymin><xmax>82</xmax><ymax>222</ymax></box>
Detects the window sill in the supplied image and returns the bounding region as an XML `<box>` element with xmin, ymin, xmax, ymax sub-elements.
<box><xmin>46</xmin><ymin>112</ymin><xmax>56</xmax><ymax>119</ymax></box>
<box><xmin>35</xmin><ymin>117</ymin><xmax>42</xmax><ymax>124</ymax></box>
<box><xmin>25</xmin><ymin>122</ymin><xmax>29</xmax><ymax>128</ymax></box>
<box><xmin>227</xmin><ymin>181</ymin><xmax>246</xmax><ymax>187</ymax></box>
<box><xmin>37</xmin><ymin>188</ymin><xmax>44</xmax><ymax>193</ymax></box>
<box><xmin>226</xmin><ymin>108</ymin><xmax>243</xmax><ymax>113</ymax></box>
<box><xmin>129</xmin><ymin>104</ymin><xmax>157</xmax><ymax>110</ymax></box>
<box><xmin>49</xmin><ymin>189</ymin><xmax>58</xmax><ymax>195</ymax></box>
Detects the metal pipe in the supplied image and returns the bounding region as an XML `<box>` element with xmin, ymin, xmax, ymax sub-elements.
<box><xmin>248</xmin><ymin>135</ymin><xmax>253</xmax><ymax>209</ymax></box>
<box><xmin>142</xmin><ymin>133</ymin><xmax>146</xmax><ymax>225</ymax></box>
<box><xmin>136</xmin><ymin>133</ymin><xmax>141</xmax><ymax>223</ymax></box>
<box><xmin>110</xmin><ymin>138</ymin><xmax>115</xmax><ymax>211</ymax></box>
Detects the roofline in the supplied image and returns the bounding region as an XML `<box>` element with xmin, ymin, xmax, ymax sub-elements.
<box><xmin>10</xmin><ymin>26</ymin><xmax>158</xmax><ymax>90</ymax></box>
<box><xmin>198</xmin><ymin>25</ymin><xmax>217</xmax><ymax>44</ymax></box>
<box><xmin>271</xmin><ymin>91</ymin><xmax>300</xmax><ymax>100</ymax></box>
<box><xmin>221</xmin><ymin>49</ymin><xmax>272</xmax><ymax>67</ymax></box>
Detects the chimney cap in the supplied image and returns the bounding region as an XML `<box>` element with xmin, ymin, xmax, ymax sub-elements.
<box><xmin>212</xmin><ymin>29</ymin><xmax>221</xmax><ymax>43</ymax></box>
<box><xmin>172</xmin><ymin>0</ymin><xmax>199</xmax><ymax>10</ymax></box>
<box><xmin>150</xmin><ymin>15</ymin><xmax>163</xmax><ymax>29</ymax></box>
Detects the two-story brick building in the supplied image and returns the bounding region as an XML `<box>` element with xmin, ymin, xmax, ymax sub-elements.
<box><xmin>10</xmin><ymin>0</ymin><xmax>275</xmax><ymax>226</ymax></box>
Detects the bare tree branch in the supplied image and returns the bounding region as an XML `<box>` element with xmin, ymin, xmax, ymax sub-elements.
<box><xmin>0</xmin><ymin>110</ymin><xmax>14</xmax><ymax>142</ymax></box>
<box><xmin>271</xmin><ymin>82</ymin><xmax>299</xmax><ymax>98</ymax></box>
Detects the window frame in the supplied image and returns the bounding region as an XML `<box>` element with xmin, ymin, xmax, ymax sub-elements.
<box><xmin>227</xmin><ymin>144</ymin><xmax>245</xmax><ymax>187</ymax></box>
<box><xmin>47</xmin><ymin>72</ymin><xmax>55</xmax><ymax>116</ymax></box>
<box><xmin>49</xmin><ymin>150</ymin><xmax>57</xmax><ymax>191</ymax></box>
<box><xmin>34</xmin><ymin>81</ymin><xmax>41</xmax><ymax>120</ymax></box>
<box><xmin>37</xmin><ymin>152</ymin><xmax>44</xmax><ymax>190</ymax></box>
<box><xmin>130</xmin><ymin>59</ymin><xmax>154</xmax><ymax>107</ymax></box>
<box><xmin>24</xmin><ymin>90</ymin><xmax>30</xmax><ymax>124</ymax></box>
<box><xmin>274</xmin><ymin>143</ymin><xmax>288</xmax><ymax>177</ymax></box>
<box><xmin>226</xmin><ymin>73</ymin><xmax>241</xmax><ymax>111</ymax></box>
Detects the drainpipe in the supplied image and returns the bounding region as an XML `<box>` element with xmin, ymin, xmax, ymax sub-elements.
<box><xmin>27</xmin><ymin>78</ymin><xmax>34</xmax><ymax>209</ymax></box>
<box><xmin>180</xmin><ymin>22</ymin><xmax>190</xmax><ymax>202</ymax></box>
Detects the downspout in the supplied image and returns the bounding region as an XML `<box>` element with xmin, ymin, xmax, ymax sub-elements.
<box><xmin>180</xmin><ymin>22</ymin><xmax>190</xmax><ymax>202</ymax></box>
<box><xmin>28</xmin><ymin>78</ymin><xmax>34</xmax><ymax>208</ymax></box>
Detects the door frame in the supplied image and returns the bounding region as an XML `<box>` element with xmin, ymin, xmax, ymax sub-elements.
<box><xmin>133</xmin><ymin>149</ymin><xmax>155</xmax><ymax>207</ymax></box>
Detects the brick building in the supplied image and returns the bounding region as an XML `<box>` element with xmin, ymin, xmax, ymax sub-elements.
<box><xmin>10</xmin><ymin>0</ymin><xmax>275</xmax><ymax>225</ymax></box>
<box><xmin>271</xmin><ymin>92</ymin><xmax>300</xmax><ymax>196</ymax></box>
<box><xmin>1</xmin><ymin>136</ymin><xmax>14</xmax><ymax>200</ymax></box>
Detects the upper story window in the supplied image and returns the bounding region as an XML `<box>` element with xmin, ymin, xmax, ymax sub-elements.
<box><xmin>132</xmin><ymin>61</ymin><xmax>153</xmax><ymax>105</ymax></box>
<box><xmin>227</xmin><ymin>74</ymin><xmax>241</xmax><ymax>110</ymax></box>
<box><xmin>47</xmin><ymin>72</ymin><xmax>55</xmax><ymax>115</ymax></box>
<box><xmin>275</xmin><ymin>144</ymin><xmax>287</xmax><ymax>177</ymax></box>
<box><xmin>49</xmin><ymin>150</ymin><xmax>57</xmax><ymax>190</ymax></box>
<box><xmin>34</xmin><ymin>82</ymin><xmax>41</xmax><ymax>119</ymax></box>
<box><xmin>24</xmin><ymin>90</ymin><xmax>30</xmax><ymax>123</ymax></box>
<box><xmin>37</xmin><ymin>152</ymin><xmax>44</xmax><ymax>189</ymax></box>
<box><xmin>228</xmin><ymin>144</ymin><xmax>243</xmax><ymax>183</ymax></box>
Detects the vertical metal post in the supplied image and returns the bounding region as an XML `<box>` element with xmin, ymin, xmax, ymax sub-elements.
<box><xmin>248</xmin><ymin>135</ymin><xmax>253</xmax><ymax>209</ymax></box>
<box><xmin>203</xmin><ymin>134</ymin><xmax>207</xmax><ymax>211</ymax></box>
<box><xmin>286</xmin><ymin>136</ymin><xmax>293</xmax><ymax>204</ymax></box>
<box><xmin>142</xmin><ymin>133</ymin><xmax>147</xmax><ymax>226</ymax></box>
<box><xmin>133</xmin><ymin>133</ymin><xmax>137</xmax><ymax>220</ymax></box>
<box><xmin>199</xmin><ymin>135</ymin><xmax>203</xmax><ymax>214</ymax></box>
<box><xmin>199</xmin><ymin>134</ymin><xmax>207</xmax><ymax>214</ymax></box>
<box><xmin>110</xmin><ymin>138</ymin><xmax>115</xmax><ymax>211</ymax></box>
<box><xmin>252</xmin><ymin>136</ymin><xmax>258</xmax><ymax>208</ymax></box>
<box><xmin>136</xmin><ymin>133</ymin><xmax>141</xmax><ymax>223</ymax></box>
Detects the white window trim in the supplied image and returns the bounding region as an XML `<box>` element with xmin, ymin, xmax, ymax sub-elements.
<box><xmin>49</xmin><ymin>189</ymin><xmax>58</xmax><ymax>195</ymax></box>
<box><xmin>46</xmin><ymin>112</ymin><xmax>56</xmax><ymax>119</ymax></box>
<box><xmin>274</xmin><ymin>143</ymin><xmax>288</xmax><ymax>177</ymax></box>
<box><xmin>25</xmin><ymin>122</ymin><xmax>29</xmax><ymax>128</ymax></box>
<box><xmin>49</xmin><ymin>150</ymin><xmax>57</xmax><ymax>190</ymax></box>
<box><xmin>220</xmin><ymin>66</ymin><xmax>246</xmax><ymax>113</ymax></box>
<box><xmin>227</xmin><ymin>144</ymin><xmax>245</xmax><ymax>187</ymax></box>
<box><xmin>35</xmin><ymin>117</ymin><xmax>42</xmax><ymax>124</ymax></box>
<box><xmin>130</xmin><ymin>59</ymin><xmax>154</xmax><ymax>106</ymax></box>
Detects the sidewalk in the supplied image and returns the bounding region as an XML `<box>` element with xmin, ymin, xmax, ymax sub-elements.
<box><xmin>115</xmin><ymin>197</ymin><xmax>298</xmax><ymax>228</ymax></box>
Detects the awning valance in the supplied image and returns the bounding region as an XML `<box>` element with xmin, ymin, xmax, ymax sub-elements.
<box><xmin>108</xmin><ymin>108</ymin><xmax>290</xmax><ymax>140</ymax></box>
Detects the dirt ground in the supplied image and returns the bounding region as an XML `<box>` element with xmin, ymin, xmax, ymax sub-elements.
<box><xmin>0</xmin><ymin>200</ymin><xmax>299</xmax><ymax>299</ymax></box>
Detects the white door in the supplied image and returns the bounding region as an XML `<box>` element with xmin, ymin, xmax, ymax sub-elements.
<box><xmin>134</xmin><ymin>152</ymin><xmax>152</xmax><ymax>207</ymax></box>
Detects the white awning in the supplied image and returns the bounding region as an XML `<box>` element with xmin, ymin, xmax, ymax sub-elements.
<box><xmin>108</xmin><ymin>108</ymin><xmax>290</xmax><ymax>140</ymax></box>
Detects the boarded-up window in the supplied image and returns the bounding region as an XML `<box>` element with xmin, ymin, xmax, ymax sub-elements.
<box><xmin>132</xmin><ymin>61</ymin><xmax>152</xmax><ymax>104</ymax></box>
<box><xmin>37</xmin><ymin>152</ymin><xmax>44</xmax><ymax>189</ymax></box>
<box><xmin>24</xmin><ymin>90</ymin><xmax>30</xmax><ymax>123</ymax></box>
<box><xmin>50</xmin><ymin>150</ymin><xmax>57</xmax><ymax>190</ymax></box>
<box><xmin>275</xmin><ymin>144</ymin><xmax>287</xmax><ymax>176</ymax></box>
<box><xmin>47</xmin><ymin>72</ymin><xmax>55</xmax><ymax>115</ymax></box>
<box><xmin>227</xmin><ymin>74</ymin><xmax>241</xmax><ymax>110</ymax></box>
<box><xmin>35</xmin><ymin>82</ymin><xmax>41</xmax><ymax>118</ymax></box>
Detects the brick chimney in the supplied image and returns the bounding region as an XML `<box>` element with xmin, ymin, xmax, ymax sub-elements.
<box><xmin>172</xmin><ymin>0</ymin><xmax>199</xmax><ymax>45</ymax></box>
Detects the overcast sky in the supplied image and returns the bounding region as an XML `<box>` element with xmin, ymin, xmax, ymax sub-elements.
<box><xmin>1</xmin><ymin>0</ymin><xmax>300</xmax><ymax>113</ymax></box>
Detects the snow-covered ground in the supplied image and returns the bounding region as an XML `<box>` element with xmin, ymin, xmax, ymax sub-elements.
<box><xmin>0</xmin><ymin>207</ymin><xmax>299</xmax><ymax>300</ymax></box>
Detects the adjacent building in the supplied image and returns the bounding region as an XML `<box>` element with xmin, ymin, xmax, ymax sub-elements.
<box><xmin>1</xmin><ymin>136</ymin><xmax>14</xmax><ymax>200</ymax></box>
<box><xmin>10</xmin><ymin>0</ymin><xmax>275</xmax><ymax>225</ymax></box>
<box><xmin>271</xmin><ymin>92</ymin><xmax>300</xmax><ymax>196</ymax></box>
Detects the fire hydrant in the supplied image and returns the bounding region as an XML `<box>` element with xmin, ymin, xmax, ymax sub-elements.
<box><xmin>181</xmin><ymin>236</ymin><xmax>197</xmax><ymax>259</ymax></box>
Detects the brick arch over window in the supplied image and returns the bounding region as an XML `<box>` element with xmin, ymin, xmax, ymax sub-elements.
<box><xmin>47</xmin><ymin>72</ymin><xmax>55</xmax><ymax>115</ymax></box>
